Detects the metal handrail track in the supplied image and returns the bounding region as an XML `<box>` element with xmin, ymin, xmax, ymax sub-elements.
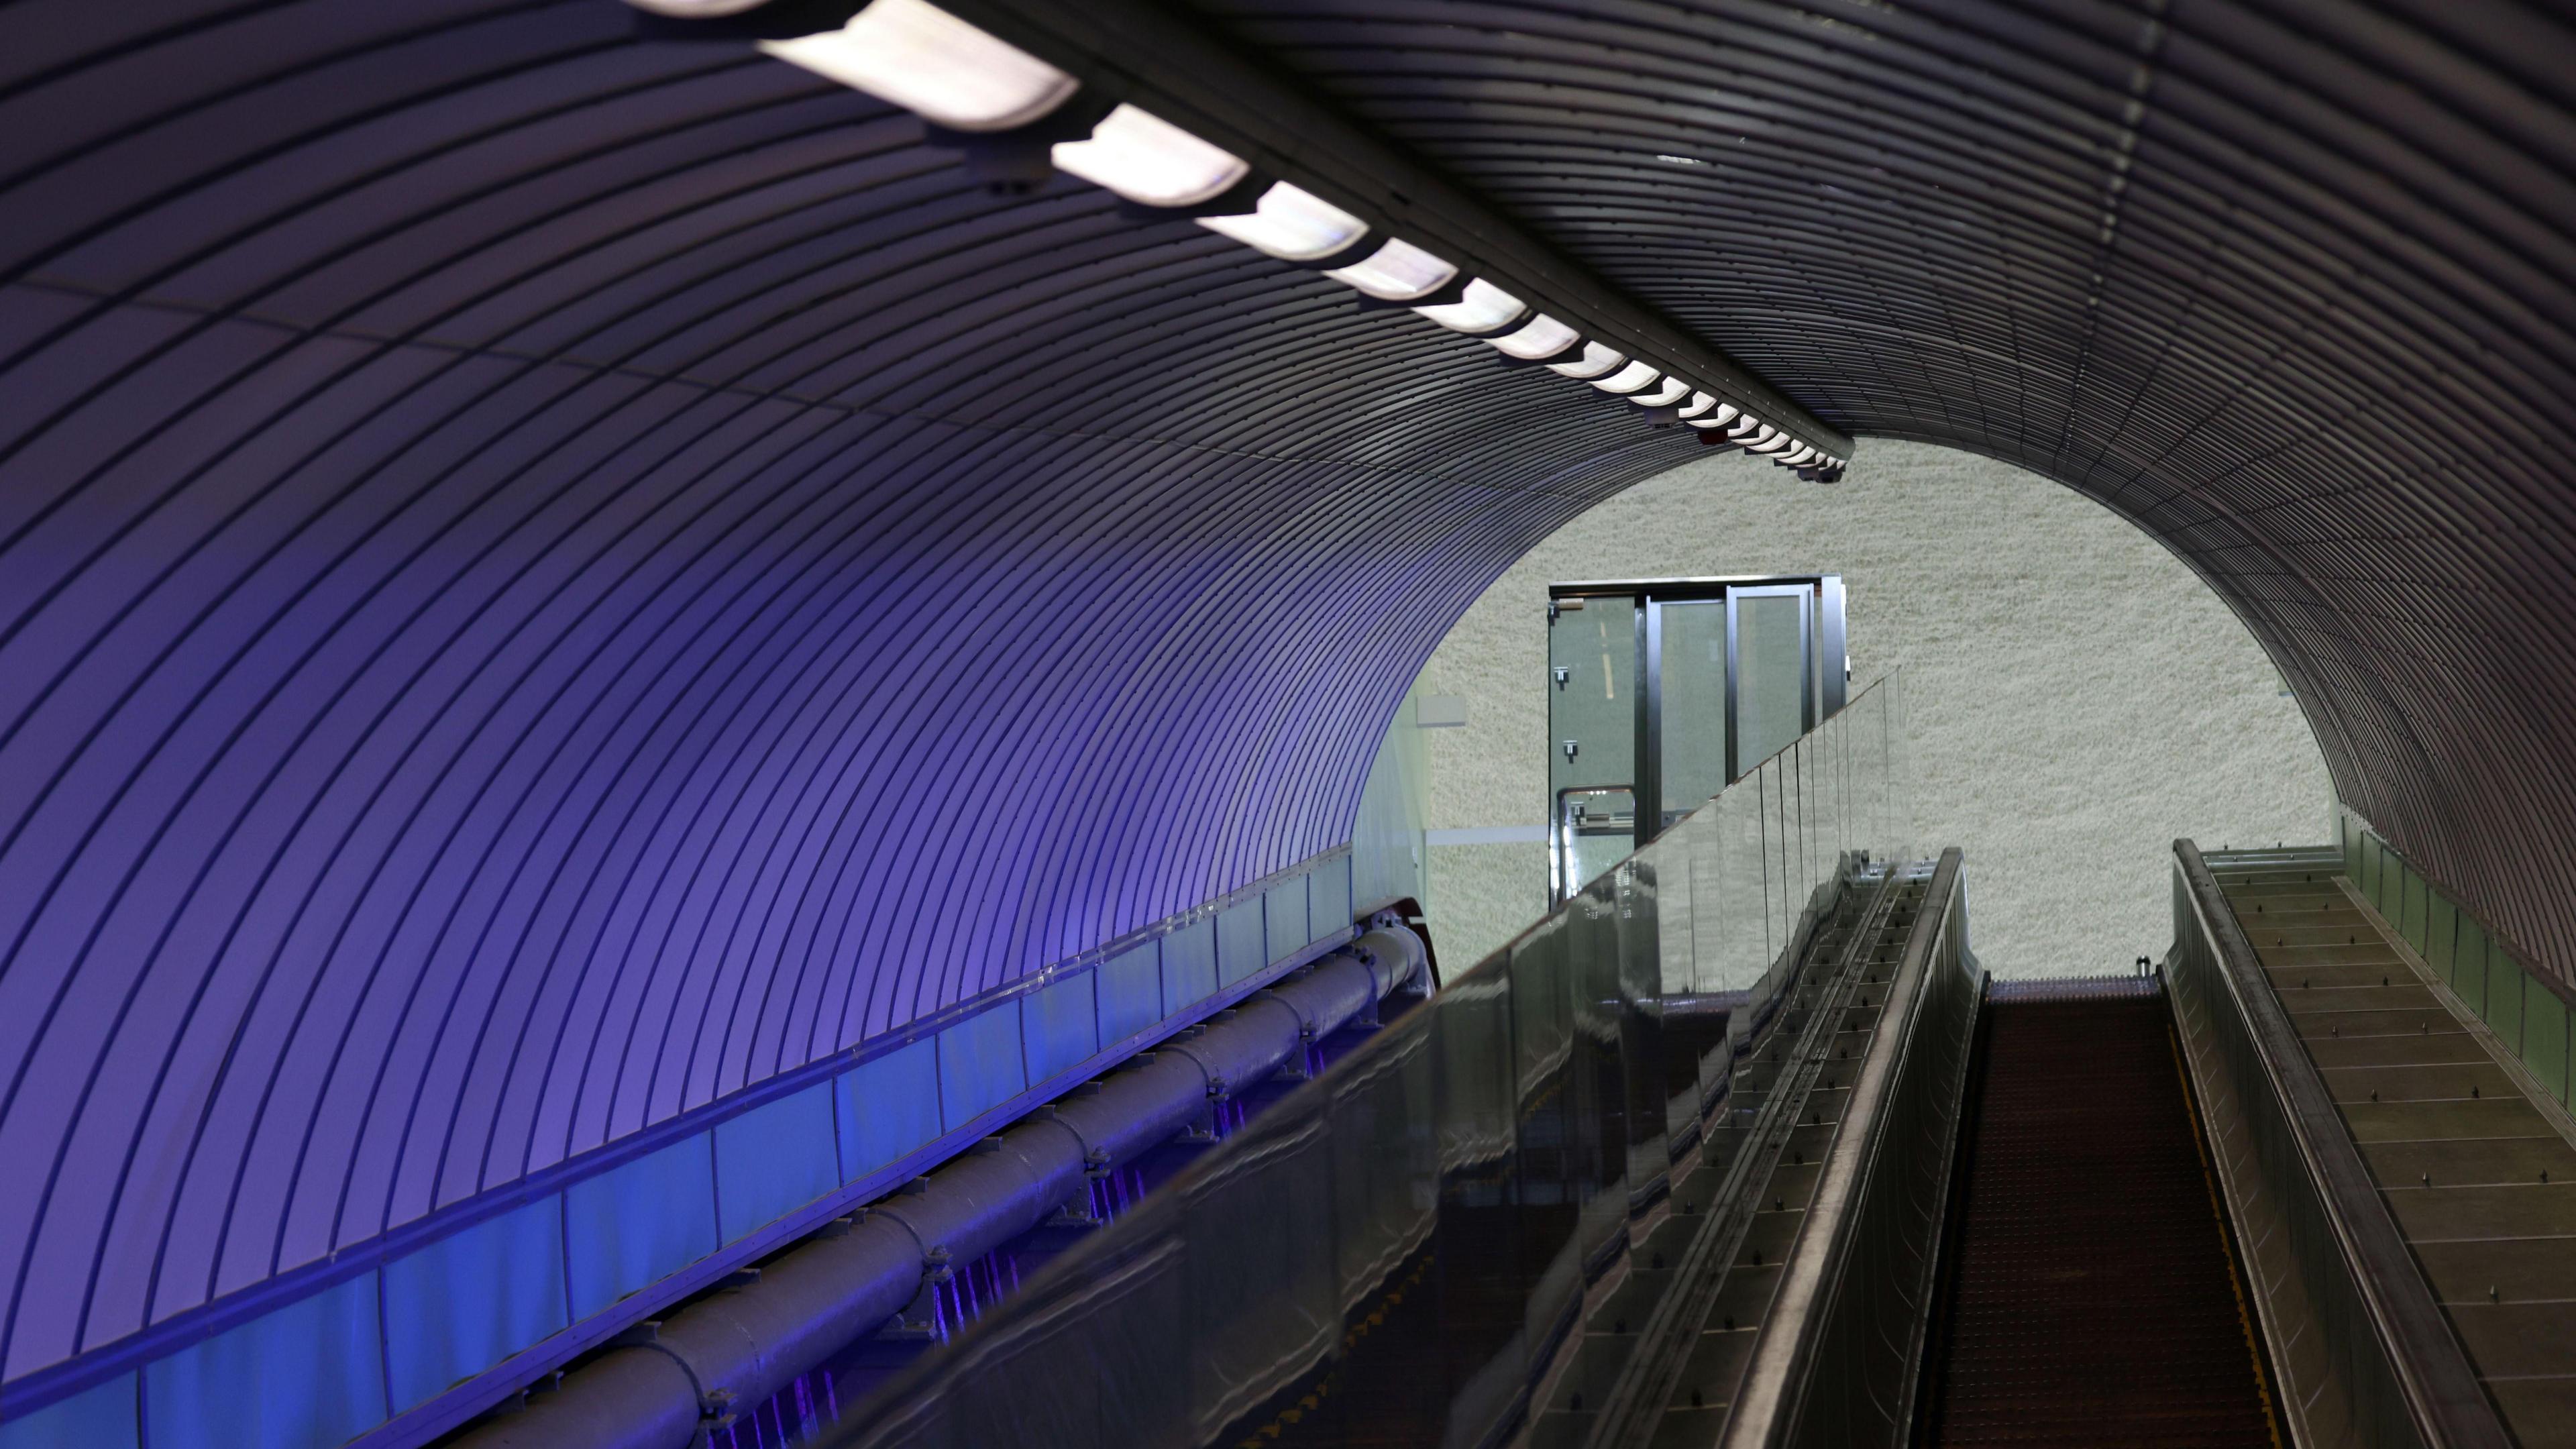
<box><xmin>1725</xmin><ymin>849</ymin><xmax>1969</xmax><ymax>1449</ymax></box>
<box><xmin>1574</xmin><ymin>865</ymin><xmax>1909</xmax><ymax>1449</ymax></box>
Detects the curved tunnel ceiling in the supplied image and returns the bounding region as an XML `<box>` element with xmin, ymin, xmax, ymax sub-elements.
<box><xmin>1154</xmin><ymin>0</ymin><xmax>2576</xmax><ymax>949</ymax></box>
<box><xmin>0</xmin><ymin>0</ymin><xmax>2570</xmax><ymax>1393</ymax></box>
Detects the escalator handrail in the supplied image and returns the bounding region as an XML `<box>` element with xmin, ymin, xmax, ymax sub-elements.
<box><xmin>1725</xmin><ymin>847</ymin><xmax>1972</xmax><ymax>1449</ymax></box>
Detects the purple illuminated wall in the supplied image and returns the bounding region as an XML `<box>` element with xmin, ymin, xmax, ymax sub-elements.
<box><xmin>0</xmin><ymin>0</ymin><xmax>1691</xmax><ymax>1394</ymax></box>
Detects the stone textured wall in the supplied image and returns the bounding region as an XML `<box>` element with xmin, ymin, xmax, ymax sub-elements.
<box><xmin>1416</xmin><ymin>441</ymin><xmax>2331</xmax><ymax>977</ymax></box>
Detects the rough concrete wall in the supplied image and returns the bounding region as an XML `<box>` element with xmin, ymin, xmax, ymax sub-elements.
<box><xmin>1416</xmin><ymin>441</ymin><xmax>2330</xmax><ymax>977</ymax></box>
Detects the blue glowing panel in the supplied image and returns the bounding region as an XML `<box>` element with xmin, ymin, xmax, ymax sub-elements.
<box><xmin>938</xmin><ymin>1004</ymin><xmax>1027</xmax><ymax>1132</ymax></box>
<box><xmin>1219</xmin><ymin>898</ymin><xmax>1268</xmax><ymax>987</ymax></box>
<box><xmin>1022</xmin><ymin>973</ymin><xmax>1098</xmax><ymax>1086</ymax></box>
<box><xmin>1266</xmin><ymin>875</ymin><xmax>1310</xmax><ymax>965</ymax></box>
<box><xmin>143</xmin><ymin>1276</ymin><xmax>384</xmax><ymax>1449</ymax></box>
<box><xmin>1311</xmin><ymin>856</ymin><xmax>1353</xmax><ymax>943</ymax></box>
<box><xmin>0</xmin><ymin>1372</ymin><xmax>136</xmax><ymax>1449</ymax></box>
<box><xmin>838</xmin><ymin>1040</ymin><xmax>943</xmax><ymax>1182</ymax></box>
<box><xmin>563</xmin><ymin>1138</ymin><xmax>719</xmax><ymax>1320</ymax></box>
<box><xmin>1096</xmin><ymin>943</ymin><xmax>1163</xmax><ymax>1047</ymax></box>
<box><xmin>1161</xmin><ymin>918</ymin><xmax>1219</xmax><ymax>1017</ymax></box>
<box><xmin>383</xmin><ymin>1197</ymin><xmax>568</xmax><ymax>1411</ymax></box>
<box><xmin>714</xmin><ymin>1083</ymin><xmax>839</xmax><ymax>1244</ymax></box>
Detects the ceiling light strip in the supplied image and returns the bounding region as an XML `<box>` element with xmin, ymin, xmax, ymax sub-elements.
<box><xmin>667</xmin><ymin>0</ymin><xmax>1845</xmax><ymax>478</ymax></box>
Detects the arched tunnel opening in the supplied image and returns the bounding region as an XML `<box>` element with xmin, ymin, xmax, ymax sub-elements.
<box><xmin>0</xmin><ymin>1</ymin><xmax>2569</xmax><ymax>1446</ymax></box>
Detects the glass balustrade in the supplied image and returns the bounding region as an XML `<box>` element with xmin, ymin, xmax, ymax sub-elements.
<box><xmin>828</xmin><ymin>675</ymin><xmax>1914</xmax><ymax>1449</ymax></box>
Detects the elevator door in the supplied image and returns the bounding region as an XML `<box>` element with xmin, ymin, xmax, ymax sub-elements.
<box><xmin>1548</xmin><ymin>594</ymin><xmax>1639</xmax><ymax>901</ymax></box>
<box><xmin>1549</xmin><ymin>576</ymin><xmax>1842</xmax><ymax>902</ymax></box>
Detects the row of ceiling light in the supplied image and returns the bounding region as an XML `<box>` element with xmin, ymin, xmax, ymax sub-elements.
<box><xmin>637</xmin><ymin>0</ymin><xmax>1846</xmax><ymax>476</ymax></box>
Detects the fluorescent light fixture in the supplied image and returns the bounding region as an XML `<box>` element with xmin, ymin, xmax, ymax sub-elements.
<box><xmin>1677</xmin><ymin>392</ymin><xmax>1718</xmax><ymax>419</ymax></box>
<box><xmin>1489</xmin><ymin>313</ymin><xmax>1578</xmax><ymax>360</ymax></box>
<box><xmin>1546</xmin><ymin>342</ymin><xmax>1626</xmax><ymax>380</ymax></box>
<box><xmin>1325</xmin><ymin>238</ymin><xmax>1459</xmax><ymax>301</ymax></box>
<box><xmin>1591</xmin><ymin>361</ymin><xmax>1660</xmax><ymax>394</ymax></box>
<box><xmin>1415</xmin><ymin>278</ymin><xmax>1524</xmax><ymax>333</ymax></box>
<box><xmin>1053</xmin><ymin>105</ymin><xmax>1249</xmax><ymax>206</ymax></box>
<box><xmin>1199</xmin><ymin>182</ymin><xmax>1365</xmax><ymax>260</ymax></box>
<box><xmin>761</xmin><ymin>0</ymin><xmax>1077</xmax><ymax>133</ymax></box>
<box><xmin>1628</xmin><ymin>378</ymin><xmax>1691</xmax><ymax>407</ymax></box>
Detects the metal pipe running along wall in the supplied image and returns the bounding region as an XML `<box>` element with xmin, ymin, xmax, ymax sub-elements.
<box><xmin>453</xmin><ymin>924</ymin><xmax>1428</xmax><ymax>1449</ymax></box>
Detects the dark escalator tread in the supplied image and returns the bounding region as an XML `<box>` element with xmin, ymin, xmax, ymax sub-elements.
<box><xmin>1925</xmin><ymin>997</ymin><xmax>2278</xmax><ymax>1448</ymax></box>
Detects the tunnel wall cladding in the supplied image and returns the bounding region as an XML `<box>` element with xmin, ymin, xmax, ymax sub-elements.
<box><xmin>0</xmin><ymin>852</ymin><xmax>1385</xmax><ymax>1449</ymax></box>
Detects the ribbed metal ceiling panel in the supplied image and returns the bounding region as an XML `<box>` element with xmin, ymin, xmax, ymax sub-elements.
<box><xmin>1179</xmin><ymin>0</ymin><xmax>2576</xmax><ymax>967</ymax></box>
<box><xmin>0</xmin><ymin>0</ymin><xmax>1699</xmax><ymax>1381</ymax></box>
<box><xmin>1</xmin><ymin>0</ymin><xmax>2569</xmax><ymax>1397</ymax></box>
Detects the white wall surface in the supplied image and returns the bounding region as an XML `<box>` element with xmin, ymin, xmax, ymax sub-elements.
<box><xmin>1413</xmin><ymin>440</ymin><xmax>2331</xmax><ymax>978</ymax></box>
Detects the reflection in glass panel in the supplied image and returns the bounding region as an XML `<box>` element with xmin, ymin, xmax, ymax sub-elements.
<box><xmin>1570</xmin><ymin>875</ymin><xmax>1632</xmax><ymax>1257</ymax></box>
<box><xmin>1799</xmin><ymin>734</ymin><xmax>1823</xmax><ymax>896</ymax></box>
<box><xmin>1656</xmin><ymin>809</ymin><xmax>1697</xmax><ymax>997</ymax></box>
<box><xmin>1825</xmin><ymin>728</ymin><xmax>1847</xmax><ymax>888</ymax></box>
<box><xmin>1322</xmin><ymin>1022</ymin><xmax>1436</xmax><ymax>1440</ymax></box>
<box><xmin>1718</xmin><ymin>780</ymin><xmax>1772</xmax><ymax>991</ymax></box>
<box><xmin>1506</xmin><ymin>918</ymin><xmax>1585</xmax><ymax>1373</ymax></box>
<box><xmin>1185</xmin><ymin>1102</ymin><xmax>1336</xmax><ymax>1439</ymax></box>
<box><xmin>1784</xmin><ymin>743</ymin><xmax>1811</xmax><ymax>917</ymax></box>
<box><xmin>1762</xmin><ymin>760</ymin><xmax>1792</xmax><ymax>949</ymax></box>
<box><xmin>1426</xmin><ymin>979</ymin><xmax>1525</xmax><ymax>1437</ymax></box>
<box><xmin>1611</xmin><ymin>857</ymin><xmax>1670</xmax><ymax>1201</ymax></box>
<box><xmin>1680</xmin><ymin>804</ymin><xmax>1720</xmax><ymax>996</ymax></box>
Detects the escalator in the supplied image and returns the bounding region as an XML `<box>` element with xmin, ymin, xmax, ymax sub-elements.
<box><xmin>1683</xmin><ymin>841</ymin><xmax>2519</xmax><ymax>1449</ymax></box>
<box><xmin>818</xmin><ymin>841</ymin><xmax>2525</xmax><ymax>1449</ymax></box>
<box><xmin>1614</xmin><ymin>949</ymin><xmax>2281</xmax><ymax>1448</ymax></box>
<box><xmin>1919</xmin><ymin>990</ymin><xmax>2279</xmax><ymax>1448</ymax></box>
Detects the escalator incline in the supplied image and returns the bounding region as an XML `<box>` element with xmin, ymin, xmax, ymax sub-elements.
<box><xmin>1923</xmin><ymin>994</ymin><xmax>2278</xmax><ymax>1448</ymax></box>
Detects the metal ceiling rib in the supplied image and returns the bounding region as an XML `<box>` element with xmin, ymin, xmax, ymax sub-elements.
<box><xmin>0</xmin><ymin>0</ymin><xmax>2570</xmax><ymax>1415</ymax></box>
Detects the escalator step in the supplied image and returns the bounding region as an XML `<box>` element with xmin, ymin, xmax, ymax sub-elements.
<box><xmin>1924</xmin><ymin>996</ymin><xmax>2277</xmax><ymax>1447</ymax></box>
